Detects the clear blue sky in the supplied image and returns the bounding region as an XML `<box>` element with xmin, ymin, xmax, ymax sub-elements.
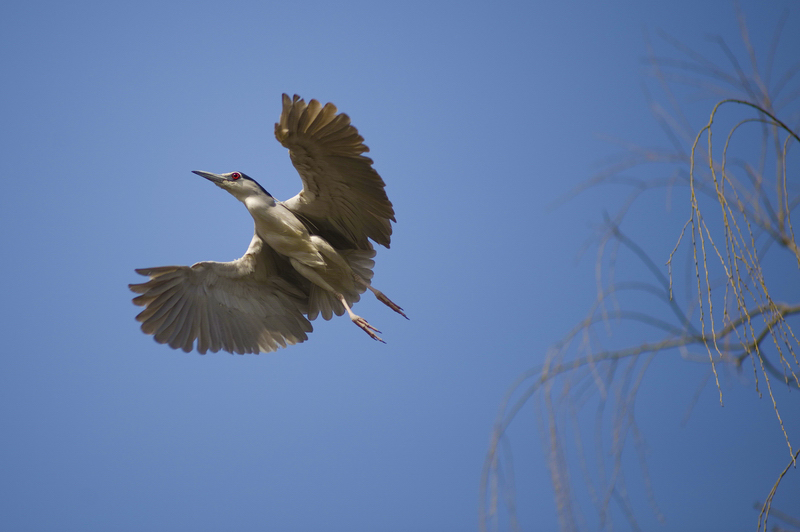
<box><xmin>1</xmin><ymin>0</ymin><xmax>798</xmax><ymax>530</ymax></box>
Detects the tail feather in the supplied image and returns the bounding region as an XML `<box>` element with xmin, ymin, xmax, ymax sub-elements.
<box><xmin>306</xmin><ymin>248</ymin><xmax>376</xmax><ymax>321</ymax></box>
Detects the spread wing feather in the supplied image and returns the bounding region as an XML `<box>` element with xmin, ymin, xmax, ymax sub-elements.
<box><xmin>129</xmin><ymin>235</ymin><xmax>312</xmax><ymax>354</ymax></box>
<box><xmin>275</xmin><ymin>94</ymin><xmax>395</xmax><ymax>250</ymax></box>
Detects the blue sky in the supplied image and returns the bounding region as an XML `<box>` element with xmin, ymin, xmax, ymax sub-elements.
<box><xmin>1</xmin><ymin>0</ymin><xmax>798</xmax><ymax>531</ymax></box>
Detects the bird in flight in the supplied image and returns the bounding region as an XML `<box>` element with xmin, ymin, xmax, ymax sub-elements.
<box><xmin>129</xmin><ymin>94</ymin><xmax>406</xmax><ymax>354</ymax></box>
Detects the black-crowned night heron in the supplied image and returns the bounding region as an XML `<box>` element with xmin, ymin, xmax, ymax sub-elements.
<box><xmin>129</xmin><ymin>94</ymin><xmax>406</xmax><ymax>354</ymax></box>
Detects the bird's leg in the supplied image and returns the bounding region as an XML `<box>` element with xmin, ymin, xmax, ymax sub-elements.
<box><xmin>290</xmin><ymin>258</ymin><xmax>387</xmax><ymax>343</ymax></box>
<box><xmin>336</xmin><ymin>294</ymin><xmax>385</xmax><ymax>343</ymax></box>
<box><xmin>354</xmin><ymin>275</ymin><xmax>408</xmax><ymax>319</ymax></box>
<box><xmin>367</xmin><ymin>286</ymin><xmax>408</xmax><ymax>319</ymax></box>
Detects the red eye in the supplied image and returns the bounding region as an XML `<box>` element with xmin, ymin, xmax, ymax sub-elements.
<box><xmin>231</xmin><ymin>172</ymin><xmax>241</xmax><ymax>180</ymax></box>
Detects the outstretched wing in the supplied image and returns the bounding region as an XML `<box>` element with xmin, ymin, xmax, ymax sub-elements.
<box><xmin>129</xmin><ymin>235</ymin><xmax>312</xmax><ymax>354</ymax></box>
<box><xmin>275</xmin><ymin>94</ymin><xmax>395</xmax><ymax>250</ymax></box>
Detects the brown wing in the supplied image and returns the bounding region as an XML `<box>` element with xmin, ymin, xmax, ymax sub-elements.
<box><xmin>275</xmin><ymin>94</ymin><xmax>395</xmax><ymax>250</ymax></box>
<box><xmin>129</xmin><ymin>235</ymin><xmax>312</xmax><ymax>354</ymax></box>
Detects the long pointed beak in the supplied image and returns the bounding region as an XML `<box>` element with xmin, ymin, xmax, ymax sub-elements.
<box><xmin>192</xmin><ymin>170</ymin><xmax>226</xmax><ymax>184</ymax></box>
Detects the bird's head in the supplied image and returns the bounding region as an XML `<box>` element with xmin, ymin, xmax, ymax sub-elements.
<box><xmin>192</xmin><ymin>171</ymin><xmax>273</xmax><ymax>202</ymax></box>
